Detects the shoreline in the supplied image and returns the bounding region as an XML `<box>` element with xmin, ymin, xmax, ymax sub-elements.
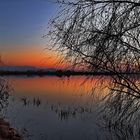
<box><xmin>0</xmin><ymin>118</ymin><xmax>23</xmax><ymax>140</ymax></box>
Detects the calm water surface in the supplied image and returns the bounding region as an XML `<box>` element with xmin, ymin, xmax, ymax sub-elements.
<box><xmin>2</xmin><ymin>76</ymin><xmax>111</xmax><ymax>140</ymax></box>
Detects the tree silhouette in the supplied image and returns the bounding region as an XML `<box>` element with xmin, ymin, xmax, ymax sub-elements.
<box><xmin>47</xmin><ymin>0</ymin><xmax>140</xmax><ymax>73</ymax></box>
<box><xmin>0</xmin><ymin>78</ymin><xmax>11</xmax><ymax>111</ymax></box>
<box><xmin>47</xmin><ymin>0</ymin><xmax>140</xmax><ymax>95</ymax></box>
<box><xmin>46</xmin><ymin>0</ymin><xmax>140</xmax><ymax>130</ymax></box>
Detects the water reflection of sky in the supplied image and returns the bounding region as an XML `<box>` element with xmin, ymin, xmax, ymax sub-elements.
<box><xmin>3</xmin><ymin>76</ymin><xmax>111</xmax><ymax>140</ymax></box>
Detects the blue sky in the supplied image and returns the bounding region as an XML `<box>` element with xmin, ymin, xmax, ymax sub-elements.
<box><xmin>0</xmin><ymin>0</ymin><xmax>58</xmax><ymax>46</ymax></box>
<box><xmin>0</xmin><ymin>0</ymin><xmax>62</xmax><ymax>67</ymax></box>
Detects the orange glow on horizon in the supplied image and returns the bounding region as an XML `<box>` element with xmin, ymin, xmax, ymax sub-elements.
<box><xmin>2</xmin><ymin>44</ymin><xmax>68</xmax><ymax>69</ymax></box>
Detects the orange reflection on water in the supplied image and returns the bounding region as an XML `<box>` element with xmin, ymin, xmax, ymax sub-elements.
<box><xmin>10</xmin><ymin>76</ymin><xmax>112</xmax><ymax>103</ymax></box>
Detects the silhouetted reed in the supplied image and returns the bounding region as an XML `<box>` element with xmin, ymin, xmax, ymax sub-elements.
<box><xmin>21</xmin><ymin>97</ymin><xmax>29</xmax><ymax>106</ymax></box>
<box><xmin>50</xmin><ymin>103</ymin><xmax>92</xmax><ymax>121</ymax></box>
<box><xmin>21</xmin><ymin>97</ymin><xmax>41</xmax><ymax>107</ymax></box>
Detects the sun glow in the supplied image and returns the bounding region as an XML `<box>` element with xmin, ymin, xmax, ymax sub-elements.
<box><xmin>1</xmin><ymin>44</ymin><xmax>67</xmax><ymax>68</ymax></box>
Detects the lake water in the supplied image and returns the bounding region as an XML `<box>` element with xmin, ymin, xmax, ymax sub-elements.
<box><xmin>1</xmin><ymin>76</ymin><xmax>113</xmax><ymax>140</ymax></box>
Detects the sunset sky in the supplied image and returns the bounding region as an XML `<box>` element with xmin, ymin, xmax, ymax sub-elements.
<box><xmin>0</xmin><ymin>0</ymin><xmax>64</xmax><ymax>68</ymax></box>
